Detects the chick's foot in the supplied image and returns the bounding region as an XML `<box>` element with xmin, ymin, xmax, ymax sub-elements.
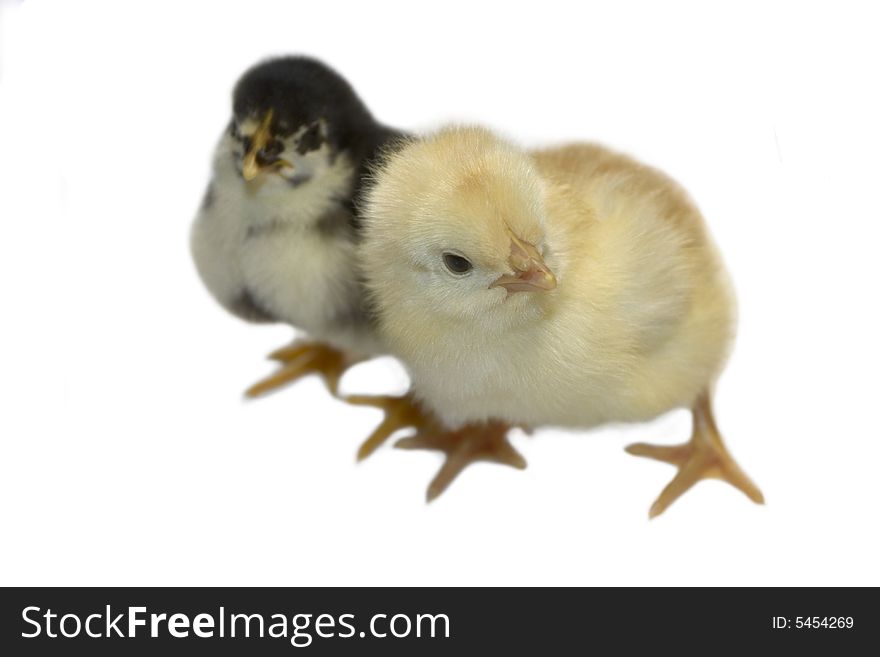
<box><xmin>396</xmin><ymin>422</ymin><xmax>527</xmax><ymax>502</ymax></box>
<box><xmin>245</xmin><ymin>341</ymin><xmax>353</xmax><ymax>398</ymax></box>
<box><xmin>625</xmin><ymin>392</ymin><xmax>764</xmax><ymax>518</ymax></box>
<box><xmin>346</xmin><ymin>393</ymin><xmax>434</xmax><ymax>461</ymax></box>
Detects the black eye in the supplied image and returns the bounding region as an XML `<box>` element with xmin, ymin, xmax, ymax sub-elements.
<box><xmin>442</xmin><ymin>253</ymin><xmax>473</xmax><ymax>274</ymax></box>
<box><xmin>256</xmin><ymin>139</ymin><xmax>283</xmax><ymax>164</ymax></box>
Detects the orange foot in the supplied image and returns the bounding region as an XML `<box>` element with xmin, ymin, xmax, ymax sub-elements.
<box><xmin>396</xmin><ymin>422</ymin><xmax>527</xmax><ymax>502</ymax></box>
<box><xmin>626</xmin><ymin>391</ymin><xmax>764</xmax><ymax>518</ymax></box>
<box><xmin>345</xmin><ymin>393</ymin><xmax>434</xmax><ymax>461</ymax></box>
<box><xmin>245</xmin><ymin>341</ymin><xmax>355</xmax><ymax>398</ymax></box>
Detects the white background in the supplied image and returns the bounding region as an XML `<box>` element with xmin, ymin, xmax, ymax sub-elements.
<box><xmin>1</xmin><ymin>0</ymin><xmax>878</xmax><ymax>586</ymax></box>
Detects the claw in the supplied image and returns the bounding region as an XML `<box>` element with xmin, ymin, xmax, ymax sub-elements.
<box><xmin>395</xmin><ymin>421</ymin><xmax>526</xmax><ymax>501</ymax></box>
<box><xmin>345</xmin><ymin>393</ymin><xmax>433</xmax><ymax>460</ymax></box>
<box><xmin>245</xmin><ymin>341</ymin><xmax>354</xmax><ymax>397</ymax></box>
<box><xmin>626</xmin><ymin>392</ymin><xmax>764</xmax><ymax>518</ymax></box>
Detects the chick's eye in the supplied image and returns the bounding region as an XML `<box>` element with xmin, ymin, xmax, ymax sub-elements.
<box><xmin>257</xmin><ymin>140</ymin><xmax>283</xmax><ymax>163</ymax></box>
<box><xmin>442</xmin><ymin>253</ymin><xmax>473</xmax><ymax>275</ymax></box>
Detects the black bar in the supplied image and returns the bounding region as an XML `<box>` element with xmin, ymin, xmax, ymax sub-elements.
<box><xmin>1</xmin><ymin>587</ymin><xmax>875</xmax><ymax>655</ymax></box>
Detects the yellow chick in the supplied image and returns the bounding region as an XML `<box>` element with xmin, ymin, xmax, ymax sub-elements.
<box><xmin>358</xmin><ymin>126</ymin><xmax>763</xmax><ymax>516</ymax></box>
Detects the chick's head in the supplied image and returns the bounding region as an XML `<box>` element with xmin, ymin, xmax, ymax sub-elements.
<box><xmin>227</xmin><ymin>56</ymin><xmax>374</xmax><ymax>186</ymax></box>
<box><xmin>362</xmin><ymin>127</ymin><xmax>557</xmax><ymax>327</ymax></box>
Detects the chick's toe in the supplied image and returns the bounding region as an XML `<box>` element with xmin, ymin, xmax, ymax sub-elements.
<box><xmin>245</xmin><ymin>341</ymin><xmax>354</xmax><ymax>398</ymax></box>
<box><xmin>626</xmin><ymin>392</ymin><xmax>764</xmax><ymax>518</ymax></box>
<box><xmin>395</xmin><ymin>422</ymin><xmax>527</xmax><ymax>502</ymax></box>
<box><xmin>346</xmin><ymin>393</ymin><xmax>434</xmax><ymax>461</ymax></box>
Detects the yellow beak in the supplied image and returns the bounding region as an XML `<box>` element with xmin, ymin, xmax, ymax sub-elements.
<box><xmin>242</xmin><ymin>109</ymin><xmax>274</xmax><ymax>181</ymax></box>
<box><xmin>490</xmin><ymin>230</ymin><xmax>557</xmax><ymax>293</ymax></box>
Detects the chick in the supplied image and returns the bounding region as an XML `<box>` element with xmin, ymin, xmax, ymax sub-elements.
<box><xmin>191</xmin><ymin>56</ymin><xmax>404</xmax><ymax>395</ymax></box>
<box><xmin>359</xmin><ymin>126</ymin><xmax>764</xmax><ymax>516</ymax></box>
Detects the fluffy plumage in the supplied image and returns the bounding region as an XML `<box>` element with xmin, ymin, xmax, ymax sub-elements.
<box><xmin>191</xmin><ymin>57</ymin><xmax>404</xmax><ymax>363</ymax></box>
<box><xmin>360</xmin><ymin>126</ymin><xmax>760</xmax><ymax>513</ymax></box>
<box><xmin>362</xmin><ymin>126</ymin><xmax>734</xmax><ymax>427</ymax></box>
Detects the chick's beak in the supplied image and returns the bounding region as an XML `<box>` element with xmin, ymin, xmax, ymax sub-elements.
<box><xmin>241</xmin><ymin>109</ymin><xmax>274</xmax><ymax>181</ymax></box>
<box><xmin>490</xmin><ymin>232</ymin><xmax>557</xmax><ymax>293</ymax></box>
